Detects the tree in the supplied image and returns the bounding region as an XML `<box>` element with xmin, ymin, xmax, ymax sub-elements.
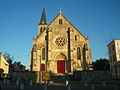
<box><xmin>12</xmin><ymin>61</ymin><xmax>26</xmax><ymax>71</ymax></box>
<box><xmin>3</xmin><ymin>52</ymin><xmax>14</xmax><ymax>64</ymax></box>
<box><xmin>93</xmin><ymin>58</ymin><xmax>110</xmax><ymax>70</ymax></box>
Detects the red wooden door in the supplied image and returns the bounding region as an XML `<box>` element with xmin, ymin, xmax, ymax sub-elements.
<box><xmin>57</xmin><ymin>60</ymin><xmax>65</xmax><ymax>73</ymax></box>
<box><xmin>41</xmin><ymin>64</ymin><xmax>45</xmax><ymax>71</ymax></box>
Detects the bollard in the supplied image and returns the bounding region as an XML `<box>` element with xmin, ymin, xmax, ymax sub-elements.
<box><xmin>66</xmin><ymin>80</ymin><xmax>69</xmax><ymax>86</ymax></box>
<box><xmin>85</xmin><ymin>81</ymin><xmax>88</xmax><ymax>86</ymax></box>
<box><xmin>16</xmin><ymin>80</ymin><xmax>19</xmax><ymax>86</ymax></box>
<box><xmin>6</xmin><ymin>79</ymin><xmax>10</xmax><ymax>85</ymax></box>
<box><xmin>115</xmin><ymin>84</ymin><xmax>118</xmax><ymax>90</ymax></box>
<box><xmin>29</xmin><ymin>80</ymin><xmax>33</xmax><ymax>86</ymax></box>
<box><xmin>67</xmin><ymin>84</ymin><xmax>71</xmax><ymax>90</ymax></box>
<box><xmin>102</xmin><ymin>81</ymin><xmax>106</xmax><ymax>86</ymax></box>
<box><xmin>3</xmin><ymin>78</ymin><xmax>6</xmax><ymax>84</ymax></box>
<box><xmin>44</xmin><ymin>84</ymin><xmax>47</xmax><ymax>90</ymax></box>
<box><xmin>20</xmin><ymin>83</ymin><xmax>24</xmax><ymax>90</ymax></box>
<box><xmin>91</xmin><ymin>84</ymin><xmax>94</xmax><ymax>90</ymax></box>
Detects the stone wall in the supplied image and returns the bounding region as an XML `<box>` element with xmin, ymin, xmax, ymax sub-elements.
<box><xmin>73</xmin><ymin>70</ymin><xmax>112</xmax><ymax>82</ymax></box>
<box><xmin>12</xmin><ymin>71</ymin><xmax>37</xmax><ymax>83</ymax></box>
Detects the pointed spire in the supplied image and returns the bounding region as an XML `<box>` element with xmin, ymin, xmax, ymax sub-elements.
<box><xmin>39</xmin><ymin>8</ymin><xmax>47</xmax><ymax>25</ymax></box>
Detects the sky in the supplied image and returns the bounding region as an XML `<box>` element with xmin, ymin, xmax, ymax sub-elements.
<box><xmin>0</xmin><ymin>0</ymin><xmax>120</xmax><ymax>68</ymax></box>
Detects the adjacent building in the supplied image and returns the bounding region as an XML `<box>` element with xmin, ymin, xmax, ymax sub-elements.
<box><xmin>30</xmin><ymin>8</ymin><xmax>92</xmax><ymax>78</ymax></box>
<box><xmin>107</xmin><ymin>40</ymin><xmax>120</xmax><ymax>79</ymax></box>
<box><xmin>0</xmin><ymin>52</ymin><xmax>9</xmax><ymax>74</ymax></box>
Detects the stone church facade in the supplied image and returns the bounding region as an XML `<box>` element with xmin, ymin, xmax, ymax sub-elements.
<box><xmin>30</xmin><ymin>8</ymin><xmax>92</xmax><ymax>74</ymax></box>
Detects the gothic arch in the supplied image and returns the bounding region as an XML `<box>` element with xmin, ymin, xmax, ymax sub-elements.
<box><xmin>55</xmin><ymin>52</ymin><xmax>66</xmax><ymax>73</ymax></box>
<box><xmin>55</xmin><ymin>52</ymin><xmax>67</xmax><ymax>61</ymax></box>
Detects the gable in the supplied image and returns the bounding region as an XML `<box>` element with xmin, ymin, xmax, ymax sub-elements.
<box><xmin>47</xmin><ymin>13</ymin><xmax>86</xmax><ymax>39</ymax></box>
<box><xmin>34</xmin><ymin>12</ymin><xmax>88</xmax><ymax>45</ymax></box>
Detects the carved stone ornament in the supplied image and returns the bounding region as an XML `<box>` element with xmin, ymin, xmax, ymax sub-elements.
<box><xmin>55</xmin><ymin>36</ymin><xmax>67</xmax><ymax>47</ymax></box>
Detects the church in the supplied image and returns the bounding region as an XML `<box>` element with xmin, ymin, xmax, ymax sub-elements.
<box><xmin>30</xmin><ymin>8</ymin><xmax>92</xmax><ymax>75</ymax></box>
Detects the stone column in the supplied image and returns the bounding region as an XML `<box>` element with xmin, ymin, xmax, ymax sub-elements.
<box><xmin>20</xmin><ymin>83</ymin><xmax>24</xmax><ymax>90</ymax></box>
<box><xmin>44</xmin><ymin>84</ymin><xmax>47</xmax><ymax>90</ymax></box>
<box><xmin>6</xmin><ymin>79</ymin><xmax>10</xmax><ymax>85</ymax></box>
<box><xmin>3</xmin><ymin>78</ymin><xmax>6</xmax><ymax>84</ymax></box>
<box><xmin>16</xmin><ymin>79</ymin><xmax>20</xmax><ymax>86</ymax></box>
<box><xmin>29</xmin><ymin>80</ymin><xmax>33</xmax><ymax>86</ymax></box>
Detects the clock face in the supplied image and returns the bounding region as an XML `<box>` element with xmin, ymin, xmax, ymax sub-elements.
<box><xmin>55</xmin><ymin>36</ymin><xmax>67</xmax><ymax>47</ymax></box>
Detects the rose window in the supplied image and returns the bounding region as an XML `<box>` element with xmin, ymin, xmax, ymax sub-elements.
<box><xmin>55</xmin><ymin>37</ymin><xmax>67</xmax><ymax>47</ymax></box>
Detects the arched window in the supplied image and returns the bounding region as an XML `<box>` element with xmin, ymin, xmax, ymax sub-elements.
<box><xmin>77</xmin><ymin>47</ymin><xmax>81</xmax><ymax>60</ymax></box>
<box><xmin>59</xmin><ymin>19</ymin><xmax>62</xmax><ymax>24</ymax></box>
<box><xmin>40</xmin><ymin>27</ymin><xmax>42</xmax><ymax>32</ymax></box>
<box><xmin>75</xmin><ymin>35</ymin><xmax>77</xmax><ymax>40</ymax></box>
<box><xmin>42</xmin><ymin>48</ymin><xmax>45</xmax><ymax>60</ymax></box>
<box><xmin>44</xmin><ymin>27</ymin><xmax>46</xmax><ymax>30</ymax></box>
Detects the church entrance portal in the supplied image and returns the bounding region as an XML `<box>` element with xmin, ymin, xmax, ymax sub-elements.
<box><xmin>41</xmin><ymin>64</ymin><xmax>45</xmax><ymax>71</ymax></box>
<box><xmin>57</xmin><ymin>60</ymin><xmax>65</xmax><ymax>73</ymax></box>
<box><xmin>55</xmin><ymin>53</ymin><xmax>66</xmax><ymax>73</ymax></box>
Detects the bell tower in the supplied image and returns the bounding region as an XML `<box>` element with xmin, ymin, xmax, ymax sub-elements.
<box><xmin>38</xmin><ymin>8</ymin><xmax>48</xmax><ymax>35</ymax></box>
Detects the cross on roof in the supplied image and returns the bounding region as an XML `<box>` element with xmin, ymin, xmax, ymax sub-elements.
<box><xmin>59</xmin><ymin>8</ymin><xmax>62</xmax><ymax>13</ymax></box>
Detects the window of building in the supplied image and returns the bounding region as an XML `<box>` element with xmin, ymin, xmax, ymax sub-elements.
<box><xmin>59</xmin><ymin>19</ymin><xmax>62</xmax><ymax>24</ymax></box>
<box><xmin>113</xmin><ymin>54</ymin><xmax>116</xmax><ymax>61</ymax></box>
<box><xmin>75</xmin><ymin>35</ymin><xmax>77</xmax><ymax>40</ymax></box>
<box><xmin>40</xmin><ymin>27</ymin><xmax>42</xmax><ymax>32</ymax></box>
<box><xmin>55</xmin><ymin>36</ymin><xmax>67</xmax><ymax>47</ymax></box>
<box><xmin>112</xmin><ymin>45</ymin><xmax>115</xmax><ymax>51</ymax></box>
<box><xmin>44</xmin><ymin>27</ymin><xmax>46</xmax><ymax>30</ymax></box>
<box><xmin>42</xmin><ymin>48</ymin><xmax>45</xmax><ymax>60</ymax></box>
<box><xmin>77</xmin><ymin>47</ymin><xmax>81</xmax><ymax>60</ymax></box>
